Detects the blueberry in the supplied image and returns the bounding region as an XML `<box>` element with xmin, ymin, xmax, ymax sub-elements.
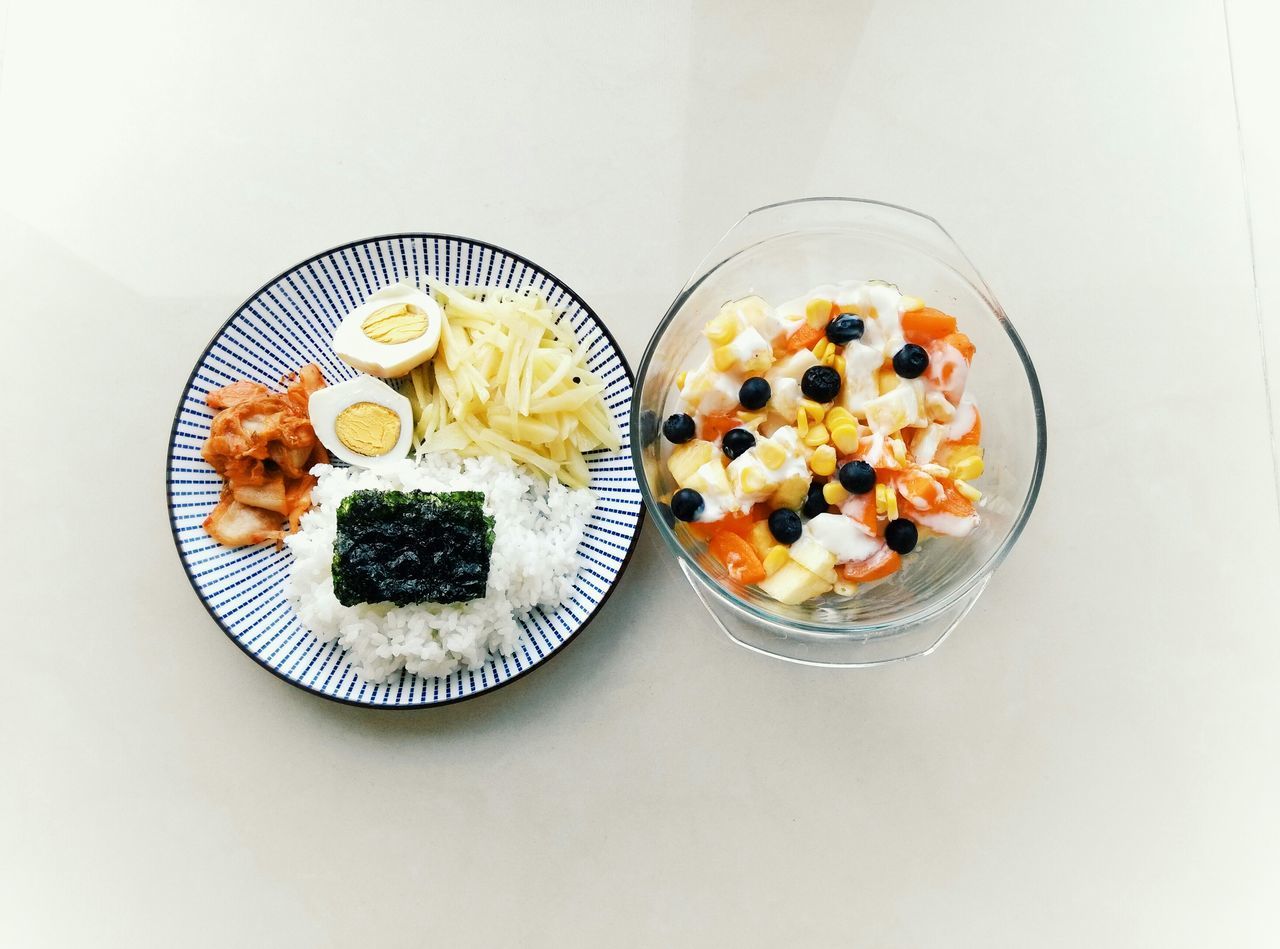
<box><xmin>893</xmin><ymin>344</ymin><xmax>929</xmax><ymax>379</ymax></box>
<box><xmin>768</xmin><ymin>508</ymin><xmax>803</xmax><ymax>545</ymax></box>
<box><xmin>671</xmin><ymin>488</ymin><xmax>704</xmax><ymax>522</ymax></box>
<box><xmin>663</xmin><ymin>413</ymin><xmax>696</xmax><ymax>444</ymax></box>
<box><xmin>884</xmin><ymin>518</ymin><xmax>918</xmax><ymax>554</ymax></box>
<box><xmin>639</xmin><ymin>410</ymin><xmax>659</xmax><ymax>447</ymax></box>
<box><xmin>801</xmin><ymin>481</ymin><xmax>827</xmax><ymax>519</ymax></box>
<box><xmin>826</xmin><ymin>314</ymin><xmax>865</xmax><ymax>345</ymax></box>
<box><xmin>721</xmin><ymin>428</ymin><xmax>756</xmax><ymax>460</ymax></box>
<box><xmin>801</xmin><ymin>365</ymin><xmax>842</xmax><ymax>403</ymax></box>
<box><xmin>739</xmin><ymin>377</ymin><xmax>771</xmax><ymax>410</ymax></box>
<box><xmin>838</xmin><ymin>460</ymin><xmax>876</xmax><ymax>494</ymax></box>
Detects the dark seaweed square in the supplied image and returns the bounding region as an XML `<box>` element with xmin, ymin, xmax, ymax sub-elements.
<box><xmin>331</xmin><ymin>489</ymin><xmax>494</xmax><ymax>606</ymax></box>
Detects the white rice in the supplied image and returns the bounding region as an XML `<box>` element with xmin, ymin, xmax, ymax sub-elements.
<box><xmin>284</xmin><ymin>452</ymin><xmax>594</xmax><ymax>683</ymax></box>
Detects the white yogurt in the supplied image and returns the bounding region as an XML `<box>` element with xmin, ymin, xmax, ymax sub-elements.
<box><xmin>805</xmin><ymin>513</ymin><xmax>883</xmax><ymax>564</ymax></box>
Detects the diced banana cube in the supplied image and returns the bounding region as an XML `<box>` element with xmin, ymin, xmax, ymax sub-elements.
<box><xmin>713</xmin><ymin>326</ymin><xmax>773</xmax><ymax>374</ymax></box>
<box><xmin>727</xmin><ymin>295</ymin><xmax>772</xmax><ymax>332</ymax></box>
<box><xmin>909</xmin><ymin>423</ymin><xmax>948</xmax><ymax>467</ymax></box>
<box><xmin>839</xmin><ymin>342</ymin><xmax>883</xmax><ymax>416</ymax></box>
<box><xmin>668</xmin><ymin>439</ymin><xmax>715</xmax><ymax>486</ymax></box>
<box><xmin>686</xmin><ymin>458</ymin><xmax>732</xmax><ymax>497</ymax></box>
<box><xmin>759</xmin><ymin>560</ymin><xmax>833</xmax><ymax>605</ymax></box>
<box><xmin>769</xmin><ymin>377</ymin><xmax>802</xmax><ymax>420</ymax></box>
<box><xmin>805</xmin><ymin>298</ymin><xmax>833</xmax><ymax>328</ymax></box>
<box><xmin>863</xmin><ymin>383</ymin><xmax>924</xmax><ymax>435</ymax></box>
<box><xmin>788</xmin><ymin>536</ymin><xmax>838</xmax><ymax>583</ymax></box>
<box><xmin>768</xmin><ymin>349</ymin><xmax>820</xmax><ymax>384</ymax></box>
<box><xmin>750</xmin><ymin>521</ymin><xmax>776</xmax><ymax>558</ymax></box>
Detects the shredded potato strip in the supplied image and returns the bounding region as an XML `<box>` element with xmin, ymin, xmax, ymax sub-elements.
<box><xmin>407</xmin><ymin>279</ymin><xmax>620</xmax><ymax>487</ymax></box>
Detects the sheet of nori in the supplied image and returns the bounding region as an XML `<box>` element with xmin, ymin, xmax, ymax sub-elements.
<box><xmin>331</xmin><ymin>489</ymin><xmax>495</xmax><ymax>607</ymax></box>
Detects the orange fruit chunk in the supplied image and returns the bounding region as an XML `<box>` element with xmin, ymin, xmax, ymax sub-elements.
<box><xmin>710</xmin><ymin>531</ymin><xmax>767</xmax><ymax>585</ymax></box>
<box><xmin>781</xmin><ymin>323</ymin><xmax>824</xmax><ymax>354</ymax></box>
<box><xmin>843</xmin><ymin>492</ymin><xmax>879</xmax><ymax>535</ymax></box>
<box><xmin>699</xmin><ymin>412</ymin><xmax>741</xmax><ymax>442</ymax></box>
<box><xmin>901</xmin><ymin>477</ymin><xmax>975</xmax><ymax>520</ymax></box>
<box><xmin>902</xmin><ymin>307</ymin><xmax>958</xmax><ymax>344</ymax></box>
<box><xmin>688</xmin><ymin>506</ymin><xmax>763</xmax><ymax>541</ymax></box>
<box><xmin>839</xmin><ymin>546</ymin><xmax>901</xmax><ymax>582</ymax></box>
<box><xmin>942</xmin><ymin>331</ymin><xmax>975</xmax><ymax>362</ymax></box>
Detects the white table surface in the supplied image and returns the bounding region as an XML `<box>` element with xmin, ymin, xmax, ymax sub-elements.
<box><xmin>3</xmin><ymin>1</ymin><xmax>1278</xmax><ymax>945</ymax></box>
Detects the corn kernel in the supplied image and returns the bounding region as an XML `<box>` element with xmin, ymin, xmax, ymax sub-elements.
<box><xmin>796</xmin><ymin>408</ymin><xmax>809</xmax><ymax>437</ymax></box>
<box><xmin>757</xmin><ymin>440</ymin><xmax>786</xmax><ymax>470</ymax></box>
<box><xmin>800</xmin><ymin>399</ymin><xmax>826</xmax><ymax>422</ymax></box>
<box><xmin>955</xmin><ymin>479</ymin><xmax>983</xmax><ymax>502</ymax></box>
<box><xmin>889</xmin><ymin>437</ymin><xmax>908</xmax><ymax>466</ymax></box>
<box><xmin>823</xmin><ymin>481</ymin><xmax>851</xmax><ymax>505</ymax></box>
<box><xmin>713</xmin><ymin>345</ymin><xmax>736</xmax><ymax>372</ymax></box>
<box><xmin>875</xmin><ymin>483</ymin><xmax>887</xmax><ymax>516</ymax></box>
<box><xmin>921</xmin><ymin>463</ymin><xmax>951</xmax><ymax>478</ymax></box>
<box><xmin>831</xmin><ymin>424</ymin><xmax>860</xmax><ymax>455</ymax></box>
<box><xmin>741</xmin><ymin>468</ymin><xmax>767</xmax><ymax>495</ymax></box>
<box><xmin>833</xmin><ymin>354</ymin><xmax>846</xmax><ymax>375</ymax></box>
<box><xmin>809</xmin><ymin>444</ymin><xmax>837</xmax><ymax>477</ymax></box>
<box><xmin>825</xmin><ymin>406</ymin><xmax>852</xmax><ymax>427</ymax></box>
<box><xmin>704</xmin><ymin>314</ymin><xmax>737</xmax><ymax>346</ymax></box>
<box><xmin>676</xmin><ymin>371</ymin><xmax>687</xmax><ymax>390</ymax></box>
<box><xmin>822</xmin><ymin>351</ymin><xmax>837</xmax><ymax>367</ymax></box>
<box><xmin>812</xmin><ymin>338</ymin><xmax>830</xmax><ymax>361</ymax></box>
<box><xmin>805</xmin><ymin>298</ymin><xmax>832</xmax><ymax>328</ymax></box>
<box><xmin>763</xmin><ymin>545</ymin><xmax>790</xmax><ymax>577</ymax></box>
<box><xmin>951</xmin><ymin>454</ymin><xmax>985</xmax><ymax>482</ymax></box>
<box><xmin>803</xmin><ymin>423</ymin><xmax>830</xmax><ymax>448</ymax></box>
<box><xmin>885</xmin><ymin>488</ymin><xmax>899</xmax><ymax>521</ymax></box>
<box><xmin>742</xmin><ymin>350</ymin><xmax>773</xmax><ymax>373</ymax></box>
<box><xmin>833</xmin><ymin>579</ymin><xmax>859</xmax><ymax>597</ymax></box>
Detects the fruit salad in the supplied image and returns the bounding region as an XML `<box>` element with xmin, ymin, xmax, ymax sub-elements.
<box><xmin>660</xmin><ymin>280</ymin><xmax>984</xmax><ymax>606</ymax></box>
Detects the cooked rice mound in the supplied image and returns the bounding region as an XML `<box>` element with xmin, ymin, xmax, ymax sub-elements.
<box><xmin>285</xmin><ymin>453</ymin><xmax>593</xmax><ymax>683</ymax></box>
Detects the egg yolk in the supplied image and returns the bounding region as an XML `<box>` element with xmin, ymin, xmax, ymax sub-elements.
<box><xmin>361</xmin><ymin>304</ymin><xmax>428</xmax><ymax>344</ymax></box>
<box><xmin>334</xmin><ymin>402</ymin><xmax>401</xmax><ymax>456</ymax></box>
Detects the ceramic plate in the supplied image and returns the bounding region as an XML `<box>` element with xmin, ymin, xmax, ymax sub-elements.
<box><xmin>167</xmin><ymin>234</ymin><xmax>643</xmax><ymax>707</ymax></box>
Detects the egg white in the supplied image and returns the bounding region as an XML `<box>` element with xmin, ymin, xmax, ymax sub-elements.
<box><xmin>308</xmin><ymin>375</ymin><xmax>414</xmax><ymax>469</ymax></box>
<box><xmin>332</xmin><ymin>283</ymin><xmax>443</xmax><ymax>378</ymax></box>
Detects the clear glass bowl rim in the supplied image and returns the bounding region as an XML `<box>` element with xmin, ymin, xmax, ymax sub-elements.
<box><xmin>629</xmin><ymin>196</ymin><xmax>1048</xmax><ymax>635</ymax></box>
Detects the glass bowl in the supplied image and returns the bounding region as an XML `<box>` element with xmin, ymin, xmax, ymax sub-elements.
<box><xmin>631</xmin><ymin>198</ymin><xmax>1046</xmax><ymax>666</ymax></box>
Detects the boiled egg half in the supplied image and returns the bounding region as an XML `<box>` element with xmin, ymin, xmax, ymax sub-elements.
<box><xmin>309</xmin><ymin>375</ymin><xmax>413</xmax><ymax>469</ymax></box>
<box><xmin>332</xmin><ymin>283</ymin><xmax>443</xmax><ymax>378</ymax></box>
